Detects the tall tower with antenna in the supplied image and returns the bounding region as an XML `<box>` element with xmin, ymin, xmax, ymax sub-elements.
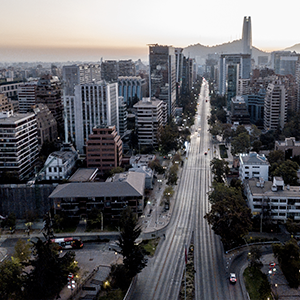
<box><xmin>242</xmin><ymin>16</ymin><xmax>252</xmax><ymax>55</ymax></box>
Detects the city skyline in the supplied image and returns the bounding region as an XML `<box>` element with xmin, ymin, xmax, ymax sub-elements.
<box><xmin>1</xmin><ymin>0</ymin><xmax>299</xmax><ymax>62</ymax></box>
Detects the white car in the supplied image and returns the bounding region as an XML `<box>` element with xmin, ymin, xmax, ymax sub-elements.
<box><xmin>230</xmin><ymin>273</ymin><xmax>237</xmax><ymax>284</ymax></box>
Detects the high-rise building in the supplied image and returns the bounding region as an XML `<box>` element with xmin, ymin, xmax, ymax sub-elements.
<box><xmin>271</xmin><ymin>51</ymin><xmax>300</xmax><ymax>76</ymax></box>
<box><xmin>118</xmin><ymin>96</ymin><xmax>127</xmax><ymax>137</ymax></box>
<box><xmin>219</xmin><ymin>53</ymin><xmax>252</xmax><ymax>107</ymax></box>
<box><xmin>86</xmin><ymin>125</ymin><xmax>123</xmax><ymax>175</ymax></box>
<box><xmin>118</xmin><ymin>60</ymin><xmax>136</xmax><ymax>77</ymax></box>
<box><xmin>101</xmin><ymin>60</ymin><xmax>119</xmax><ymax>82</ymax></box>
<box><xmin>0</xmin><ymin>111</ymin><xmax>38</xmax><ymax>180</ymax></box>
<box><xmin>36</xmin><ymin>75</ymin><xmax>64</xmax><ymax>137</ymax></box>
<box><xmin>133</xmin><ymin>97</ymin><xmax>167</xmax><ymax>146</ymax></box>
<box><xmin>62</xmin><ymin>64</ymin><xmax>102</xmax><ymax>144</ymax></box>
<box><xmin>118</xmin><ymin>76</ymin><xmax>146</xmax><ymax>107</ymax></box>
<box><xmin>71</xmin><ymin>81</ymin><xmax>119</xmax><ymax>154</ymax></box>
<box><xmin>264</xmin><ymin>78</ymin><xmax>287</xmax><ymax>131</ymax></box>
<box><xmin>33</xmin><ymin>103</ymin><xmax>58</xmax><ymax>146</ymax></box>
<box><xmin>242</xmin><ymin>16</ymin><xmax>252</xmax><ymax>55</ymax></box>
<box><xmin>149</xmin><ymin>44</ymin><xmax>176</xmax><ymax>117</ymax></box>
<box><xmin>18</xmin><ymin>81</ymin><xmax>38</xmax><ymax>113</ymax></box>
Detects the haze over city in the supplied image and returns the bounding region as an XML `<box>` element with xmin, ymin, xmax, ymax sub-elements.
<box><xmin>1</xmin><ymin>0</ymin><xmax>299</xmax><ymax>62</ymax></box>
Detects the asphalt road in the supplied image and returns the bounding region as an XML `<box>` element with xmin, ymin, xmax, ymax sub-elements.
<box><xmin>129</xmin><ymin>80</ymin><xmax>242</xmax><ymax>300</ymax></box>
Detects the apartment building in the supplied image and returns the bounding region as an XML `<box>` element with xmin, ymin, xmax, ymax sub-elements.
<box><xmin>118</xmin><ymin>96</ymin><xmax>127</xmax><ymax>137</ymax></box>
<box><xmin>134</xmin><ymin>97</ymin><xmax>167</xmax><ymax>146</ymax></box>
<box><xmin>245</xmin><ymin>177</ymin><xmax>300</xmax><ymax>222</ymax></box>
<box><xmin>86</xmin><ymin>125</ymin><xmax>123</xmax><ymax>175</ymax></box>
<box><xmin>0</xmin><ymin>111</ymin><xmax>38</xmax><ymax>180</ymax></box>
<box><xmin>239</xmin><ymin>152</ymin><xmax>269</xmax><ymax>182</ymax></box>
<box><xmin>230</xmin><ymin>96</ymin><xmax>250</xmax><ymax>125</ymax></box>
<box><xmin>264</xmin><ymin>78</ymin><xmax>287</xmax><ymax>131</ymax></box>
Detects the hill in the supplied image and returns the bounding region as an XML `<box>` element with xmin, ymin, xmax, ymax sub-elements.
<box><xmin>183</xmin><ymin>40</ymin><xmax>300</xmax><ymax>65</ymax></box>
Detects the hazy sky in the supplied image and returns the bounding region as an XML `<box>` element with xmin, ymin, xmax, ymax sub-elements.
<box><xmin>1</xmin><ymin>0</ymin><xmax>299</xmax><ymax>62</ymax></box>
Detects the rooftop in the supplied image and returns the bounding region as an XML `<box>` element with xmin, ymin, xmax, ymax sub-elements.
<box><xmin>49</xmin><ymin>171</ymin><xmax>145</xmax><ymax>199</ymax></box>
<box><xmin>239</xmin><ymin>152</ymin><xmax>269</xmax><ymax>165</ymax></box>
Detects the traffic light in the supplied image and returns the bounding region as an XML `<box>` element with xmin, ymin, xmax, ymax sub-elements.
<box><xmin>68</xmin><ymin>273</ymin><xmax>75</xmax><ymax>290</ymax></box>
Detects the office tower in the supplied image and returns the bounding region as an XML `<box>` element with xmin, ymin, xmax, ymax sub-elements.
<box><xmin>62</xmin><ymin>64</ymin><xmax>102</xmax><ymax>143</ymax></box>
<box><xmin>219</xmin><ymin>53</ymin><xmax>251</xmax><ymax>107</ymax></box>
<box><xmin>86</xmin><ymin>125</ymin><xmax>123</xmax><ymax>175</ymax></box>
<box><xmin>149</xmin><ymin>44</ymin><xmax>176</xmax><ymax>117</ymax></box>
<box><xmin>118</xmin><ymin>76</ymin><xmax>146</xmax><ymax>107</ymax></box>
<box><xmin>36</xmin><ymin>75</ymin><xmax>64</xmax><ymax>137</ymax></box>
<box><xmin>264</xmin><ymin>78</ymin><xmax>287</xmax><ymax>131</ymax></box>
<box><xmin>175</xmin><ymin>48</ymin><xmax>184</xmax><ymax>99</ymax></box>
<box><xmin>0</xmin><ymin>111</ymin><xmax>38</xmax><ymax>180</ymax></box>
<box><xmin>118</xmin><ymin>96</ymin><xmax>127</xmax><ymax>137</ymax></box>
<box><xmin>134</xmin><ymin>97</ymin><xmax>167</xmax><ymax>146</ymax></box>
<box><xmin>271</xmin><ymin>51</ymin><xmax>300</xmax><ymax>76</ymax></box>
<box><xmin>32</xmin><ymin>103</ymin><xmax>58</xmax><ymax>146</ymax></box>
<box><xmin>72</xmin><ymin>81</ymin><xmax>119</xmax><ymax>154</ymax></box>
<box><xmin>242</xmin><ymin>16</ymin><xmax>252</xmax><ymax>55</ymax></box>
<box><xmin>296</xmin><ymin>62</ymin><xmax>300</xmax><ymax>110</ymax></box>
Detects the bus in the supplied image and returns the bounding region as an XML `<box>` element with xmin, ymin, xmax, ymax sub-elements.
<box><xmin>51</xmin><ymin>237</ymin><xmax>83</xmax><ymax>250</ymax></box>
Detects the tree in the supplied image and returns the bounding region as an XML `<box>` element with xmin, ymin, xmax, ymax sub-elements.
<box><xmin>267</xmin><ymin>150</ymin><xmax>285</xmax><ymax>165</ymax></box>
<box><xmin>117</xmin><ymin>207</ymin><xmax>147</xmax><ymax>279</ymax></box>
<box><xmin>231</xmin><ymin>132</ymin><xmax>251</xmax><ymax>155</ymax></box>
<box><xmin>167</xmin><ymin>164</ymin><xmax>178</xmax><ymax>185</ymax></box>
<box><xmin>248</xmin><ymin>246</ymin><xmax>262</xmax><ymax>269</ymax></box>
<box><xmin>108</xmin><ymin>167</ymin><xmax>124</xmax><ymax>178</ymax></box>
<box><xmin>13</xmin><ymin>239</ymin><xmax>32</xmax><ymax>264</ymax></box>
<box><xmin>273</xmin><ymin>239</ymin><xmax>300</xmax><ymax>288</ymax></box>
<box><xmin>205</xmin><ymin>183</ymin><xmax>252</xmax><ymax>248</ymax></box>
<box><xmin>210</xmin><ymin>158</ymin><xmax>229</xmax><ymax>183</ymax></box>
<box><xmin>148</xmin><ymin>158</ymin><xmax>165</xmax><ymax>174</ymax></box>
<box><xmin>272</xmin><ymin>160</ymin><xmax>299</xmax><ymax>185</ymax></box>
<box><xmin>158</xmin><ymin>123</ymin><xmax>179</xmax><ymax>154</ymax></box>
<box><xmin>23</xmin><ymin>238</ymin><xmax>77</xmax><ymax>299</ymax></box>
<box><xmin>0</xmin><ymin>260</ymin><xmax>23</xmax><ymax>300</ymax></box>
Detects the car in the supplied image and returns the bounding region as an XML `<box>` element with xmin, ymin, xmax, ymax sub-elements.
<box><xmin>229</xmin><ymin>273</ymin><xmax>237</xmax><ymax>284</ymax></box>
<box><xmin>204</xmin><ymin>151</ymin><xmax>207</xmax><ymax>155</ymax></box>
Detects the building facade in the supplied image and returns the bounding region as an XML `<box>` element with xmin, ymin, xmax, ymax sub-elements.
<box><xmin>18</xmin><ymin>81</ymin><xmax>38</xmax><ymax>113</ymax></box>
<box><xmin>133</xmin><ymin>97</ymin><xmax>167</xmax><ymax>146</ymax></box>
<box><xmin>118</xmin><ymin>76</ymin><xmax>146</xmax><ymax>107</ymax></box>
<box><xmin>86</xmin><ymin>125</ymin><xmax>123</xmax><ymax>175</ymax></box>
<box><xmin>264</xmin><ymin>78</ymin><xmax>287</xmax><ymax>131</ymax></box>
<box><xmin>239</xmin><ymin>152</ymin><xmax>269</xmax><ymax>182</ymax></box>
<box><xmin>49</xmin><ymin>171</ymin><xmax>145</xmax><ymax>223</ymax></box>
<box><xmin>66</xmin><ymin>81</ymin><xmax>119</xmax><ymax>154</ymax></box>
<box><xmin>245</xmin><ymin>177</ymin><xmax>300</xmax><ymax>222</ymax></box>
<box><xmin>33</xmin><ymin>103</ymin><xmax>58</xmax><ymax>146</ymax></box>
<box><xmin>149</xmin><ymin>44</ymin><xmax>176</xmax><ymax>117</ymax></box>
<box><xmin>0</xmin><ymin>111</ymin><xmax>39</xmax><ymax>180</ymax></box>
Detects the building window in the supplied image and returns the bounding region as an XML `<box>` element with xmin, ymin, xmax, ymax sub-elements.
<box><xmin>280</xmin><ymin>199</ymin><xmax>286</xmax><ymax>203</ymax></box>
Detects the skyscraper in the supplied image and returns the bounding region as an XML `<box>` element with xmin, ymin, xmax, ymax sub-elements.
<box><xmin>149</xmin><ymin>44</ymin><xmax>176</xmax><ymax>117</ymax></box>
<box><xmin>242</xmin><ymin>16</ymin><xmax>252</xmax><ymax>55</ymax></box>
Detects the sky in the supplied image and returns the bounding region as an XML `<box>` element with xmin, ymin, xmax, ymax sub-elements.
<box><xmin>0</xmin><ymin>0</ymin><xmax>299</xmax><ymax>63</ymax></box>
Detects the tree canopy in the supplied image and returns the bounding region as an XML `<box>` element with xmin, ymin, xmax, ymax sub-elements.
<box><xmin>210</xmin><ymin>158</ymin><xmax>229</xmax><ymax>183</ymax></box>
<box><xmin>273</xmin><ymin>239</ymin><xmax>300</xmax><ymax>288</ymax></box>
<box><xmin>117</xmin><ymin>207</ymin><xmax>147</xmax><ymax>279</ymax></box>
<box><xmin>205</xmin><ymin>182</ymin><xmax>252</xmax><ymax>248</ymax></box>
<box><xmin>271</xmin><ymin>160</ymin><xmax>299</xmax><ymax>185</ymax></box>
